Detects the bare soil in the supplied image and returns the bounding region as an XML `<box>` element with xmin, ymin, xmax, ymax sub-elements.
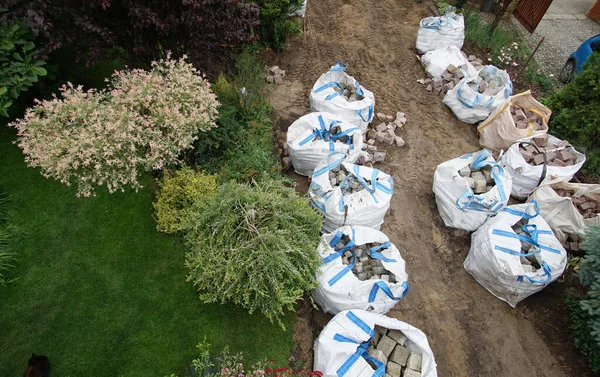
<box><xmin>268</xmin><ymin>0</ymin><xmax>594</xmax><ymax>376</ymax></box>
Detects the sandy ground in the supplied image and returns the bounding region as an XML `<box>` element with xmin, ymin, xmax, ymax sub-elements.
<box><xmin>268</xmin><ymin>0</ymin><xmax>583</xmax><ymax>376</ymax></box>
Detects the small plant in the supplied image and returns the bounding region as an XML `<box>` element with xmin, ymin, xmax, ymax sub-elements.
<box><xmin>10</xmin><ymin>56</ymin><xmax>219</xmax><ymax>197</ymax></box>
<box><xmin>545</xmin><ymin>53</ymin><xmax>600</xmax><ymax>178</ymax></box>
<box><xmin>567</xmin><ymin>296</ymin><xmax>600</xmax><ymax>372</ymax></box>
<box><xmin>154</xmin><ymin>168</ymin><xmax>218</xmax><ymax>234</ymax></box>
<box><xmin>183</xmin><ymin>179</ymin><xmax>322</xmax><ymax>327</ymax></box>
<box><xmin>0</xmin><ymin>20</ymin><xmax>47</xmax><ymax>116</ymax></box>
<box><xmin>167</xmin><ymin>339</ymin><xmax>323</xmax><ymax>377</ymax></box>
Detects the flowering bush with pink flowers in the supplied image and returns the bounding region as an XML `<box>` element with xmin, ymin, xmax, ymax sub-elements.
<box><xmin>9</xmin><ymin>56</ymin><xmax>219</xmax><ymax>197</ymax></box>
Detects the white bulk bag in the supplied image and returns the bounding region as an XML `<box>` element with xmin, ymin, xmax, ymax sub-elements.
<box><xmin>421</xmin><ymin>46</ymin><xmax>477</xmax><ymax>78</ymax></box>
<box><xmin>313</xmin><ymin>226</ymin><xmax>409</xmax><ymax>315</ymax></box>
<box><xmin>478</xmin><ymin>91</ymin><xmax>550</xmax><ymax>152</ymax></box>
<box><xmin>443</xmin><ymin>65</ymin><xmax>513</xmax><ymax>124</ymax></box>
<box><xmin>310</xmin><ymin>62</ymin><xmax>375</xmax><ymax>131</ymax></box>
<box><xmin>499</xmin><ymin>135</ymin><xmax>586</xmax><ymax>200</ymax></box>
<box><xmin>314</xmin><ymin>310</ymin><xmax>438</xmax><ymax>377</ymax></box>
<box><xmin>287</xmin><ymin>112</ymin><xmax>363</xmax><ymax>176</ymax></box>
<box><xmin>464</xmin><ymin>201</ymin><xmax>567</xmax><ymax>307</ymax></box>
<box><xmin>290</xmin><ymin>0</ymin><xmax>307</xmax><ymax>16</ymax></box>
<box><xmin>528</xmin><ymin>182</ymin><xmax>600</xmax><ymax>243</ymax></box>
<box><xmin>433</xmin><ymin>149</ymin><xmax>512</xmax><ymax>232</ymax></box>
<box><xmin>309</xmin><ymin>153</ymin><xmax>393</xmax><ymax>233</ymax></box>
<box><xmin>416</xmin><ymin>9</ymin><xmax>465</xmax><ymax>54</ymax></box>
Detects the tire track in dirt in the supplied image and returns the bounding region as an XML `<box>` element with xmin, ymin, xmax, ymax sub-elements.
<box><xmin>271</xmin><ymin>0</ymin><xmax>569</xmax><ymax>376</ymax></box>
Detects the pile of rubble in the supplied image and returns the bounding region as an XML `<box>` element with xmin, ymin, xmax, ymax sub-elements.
<box><xmin>266</xmin><ymin>66</ymin><xmax>285</xmax><ymax>85</ymax></box>
<box><xmin>555</xmin><ymin>189</ymin><xmax>599</xmax><ymax>220</ymax></box>
<box><xmin>367</xmin><ymin>326</ymin><xmax>423</xmax><ymax>377</ymax></box>
<box><xmin>458</xmin><ymin>164</ymin><xmax>495</xmax><ymax>194</ymax></box>
<box><xmin>421</xmin><ymin>54</ymin><xmax>484</xmax><ymax>97</ymax></box>
<box><xmin>328</xmin><ymin>165</ymin><xmax>370</xmax><ymax>193</ymax></box>
<box><xmin>512</xmin><ymin>218</ymin><xmax>542</xmax><ymax>273</ymax></box>
<box><xmin>334</xmin><ymin>235</ymin><xmax>398</xmax><ymax>282</ymax></box>
<box><xmin>518</xmin><ymin>135</ymin><xmax>578</xmax><ymax>167</ymax></box>
<box><xmin>510</xmin><ymin>106</ymin><xmax>544</xmax><ymax>131</ymax></box>
<box><xmin>333</xmin><ymin>81</ymin><xmax>365</xmax><ymax>102</ymax></box>
<box><xmin>354</xmin><ymin>112</ymin><xmax>407</xmax><ymax>166</ymax></box>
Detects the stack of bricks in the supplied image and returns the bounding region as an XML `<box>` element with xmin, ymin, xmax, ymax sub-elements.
<box><xmin>367</xmin><ymin>326</ymin><xmax>423</xmax><ymax>377</ymax></box>
<box><xmin>458</xmin><ymin>164</ymin><xmax>496</xmax><ymax>194</ymax></box>
<box><xmin>328</xmin><ymin>165</ymin><xmax>371</xmax><ymax>195</ymax></box>
<box><xmin>518</xmin><ymin>135</ymin><xmax>578</xmax><ymax>167</ymax></box>
<box><xmin>358</xmin><ymin>112</ymin><xmax>407</xmax><ymax>166</ymax></box>
<box><xmin>332</xmin><ymin>82</ymin><xmax>365</xmax><ymax>102</ymax></box>
<box><xmin>512</xmin><ymin>218</ymin><xmax>542</xmax><ymax>273</ymax></box>
<box><xmin>554</xmin><ymin>188</ymin><xmax>599</xmax><ymax>251</ymax></box>
<box><xmin>266</xmin><ymin>66</ymin><xmax>285</xmax><ymax>85</ymax></box>
<box><xmin>333</xmin><ymin>233</ymin><xmax>398</xmax><ymax>282</ymax></box>
<box><xmin>564</xmin><ymin>232</ymin><xmax>584</xmax><ymax>252</ymax></box>
<box><xmin>511</xmin><ymin>106</ymin><xmax>544</xmax><ymax>131</ymax></box>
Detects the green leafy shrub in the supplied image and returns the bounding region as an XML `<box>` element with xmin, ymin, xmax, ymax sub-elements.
<box><xmin>545</xmin><ymin>53</ymin><xmax>600</xmax><ymax>177</ymax></box>
<box><xmin>0</xmin><ymin>20</ymin><xmax>47</xmax><ymax>116</ymax></box>
<box><xmin>183</xmin><ymin>179</ymin><xmax>322</xmax><ymax>327</ymax></box>
<box><xmin>569</xmin><ymin>226</ymin><xmax>600</xmax><ymax>371</ymax></box>
<box><xmin>187</xmin><ymin>51</ymin><xmax>280</xmax><ymax>183</ymax></box>
<box><xmin>154</xmin><ymin>168</ymin><xmax>218</xmax><ymax>234</ymax></box>
<box><xmin>256</xmin><ymin>0</ymin><xmax>303</xmax><ymax>50</ymax></box>
<box><xmin>10</xmin><ymin>56</ymin><xmax>219</xmax><ymax>197</ymax></box>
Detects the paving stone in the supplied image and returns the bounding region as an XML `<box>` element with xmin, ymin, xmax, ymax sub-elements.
<box><xmin>377</xmin><ymin>113</ymin><xmax>387</xmax><ymax>122</ymax></box>
<box><xmin>376</xmin><ymin>335</ymin><xmax>396</xmax><ymax>358</ymax></box>
<box><xmin>403</xmin><ymin>369</ymin><xmax>421</xmax><ymax>377</ymax></box>
<box><xmin>407</xmin><ymin>353</ymin><xmax>422</xmax><ymax>372</ymax></box>
<box><xmin>367</xmin><ymin>139</ymin><xmax>376</xmax><ymax>145</ymax></box>
<box><xmin>395</xmin><ymin>137</ymin><xmax>405</xmax><ymax>147</ymax></box>
<box><xmin>376</xmin><ymin>123</ymin><xmax>388</xmax><ymax>132</ymax></box>
<box><xmin>387</xmin><ymin>330</ymin><xmax>406</xmax><ymax>346</ymax></box>
<box><xmin>386</xmin><ymin>362</ymin><xmax>402</xmax><ymax>377</ymax></box>
<box><xmin>368</xmin><ymin>349</ymin><xmax>388</xmax><ymax>366</ymax></box>
<box><xmin>459</xmin><ymin>166</ymin><xmax>471</xmax><ymax>177</ymax></box>
<box><xmin>465</xmin><ymin>177</ymin><xmax>475</xmax><ymax>188</ymax></box>
<box><xmin>389</xmin><ymin>345</ymin><xmax>410</xmax><ymax>366</ymax></box>
<box><xmin>374</xmin><ymin>150</ymin><xmax>387</xmax><ymax>163</ymax></box>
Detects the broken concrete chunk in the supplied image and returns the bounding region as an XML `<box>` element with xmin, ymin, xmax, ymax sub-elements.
<box><xmin>395</xmin><ymin>137</ymin><xmax>406</xmax><ymax>147</ymax></box>
<box><xmin>377</xmin><ymin>113</ymin><xmax>387</xmax><ymax>122</ymax></box>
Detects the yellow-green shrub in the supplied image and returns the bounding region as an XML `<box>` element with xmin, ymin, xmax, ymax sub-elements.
<box><xmin>154</xmin><ymin>168</ymin><xmax>218</xmax><ymax>234</ymax></box>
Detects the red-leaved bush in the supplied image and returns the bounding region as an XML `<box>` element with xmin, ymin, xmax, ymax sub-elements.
<box><xmin>3</xmin><ymin>0</ymin><xmax>260</xmax><ymax>70</ymax></box>
<box><xmin>9</xmin><ymin>55</ymin><xmax>219</xmax><ymax>197</ymax></box>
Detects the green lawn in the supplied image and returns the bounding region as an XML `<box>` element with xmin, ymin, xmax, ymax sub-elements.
<box><xmin>0</xmin><ymin>124</ymin><xmax>295</xmax><ymax>376</ymax></box>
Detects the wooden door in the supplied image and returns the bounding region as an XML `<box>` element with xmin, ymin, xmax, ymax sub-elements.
<box><xmin>514</xmin><ymin>0</ymin><xmax>554</xmax><ymax>33</ymax></box>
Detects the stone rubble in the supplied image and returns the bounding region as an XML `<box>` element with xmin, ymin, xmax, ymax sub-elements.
<box><xmin>512</xmin><ymin>218</ymin><xmax>543</xmax><ymax>273</ymax></box>
<box><xmin>333</xmin><ymin>232</ymin><xmax>398</xmax><ymax>283</ymax></box>
<box><xmin>420</xmin><ymin>54</ymin><xmax>487</xmax><ymax>98</ymax></box>
<box><xmin>333</xmin><ymin>81</ymin><xmax>365</xmax><ymax>102</ymax></box>
<box><xmin>458</xmin><ymin>164</ymin><xmax>496</xmax><ymax>195</ymax></box>
<box><xmin>553</xmin><ymin>188</ymin><xmax>599</xmax><ymax>250</ymax></box>
<box><xmin>365</xmin><ymin>326</ymin><xmax>423</xmax><ymax>377</ymax></box>
<box><xmin>356</xmin><ymin>111</ymin><xmax>407</xmax><ymax>165</ymax></box>
<box><xmin>266</xmin><ymin>66</ymin><xmax>285</xmax><ymax>85</ymax></box>
<box><xmin>518</xmin><ymin>135</ymin><xmax>578</xmax><ymax>167</ymax></box>
<box><xmin>510</xmin><ymin>106</ymin><xmax>544</xmax><ymax>131</ymax></box>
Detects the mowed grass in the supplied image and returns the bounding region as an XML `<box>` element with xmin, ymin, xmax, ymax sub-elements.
<box><xmin>0</xmin><ymin>124</ymin><xmax>295</xmax><ymax>376</ymax></box>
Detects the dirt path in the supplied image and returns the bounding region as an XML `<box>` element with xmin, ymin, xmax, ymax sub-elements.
<box><xmin>269</xmin><ymin>1</ymin><xmax>575</xmax><ymax>376</ymax></box>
